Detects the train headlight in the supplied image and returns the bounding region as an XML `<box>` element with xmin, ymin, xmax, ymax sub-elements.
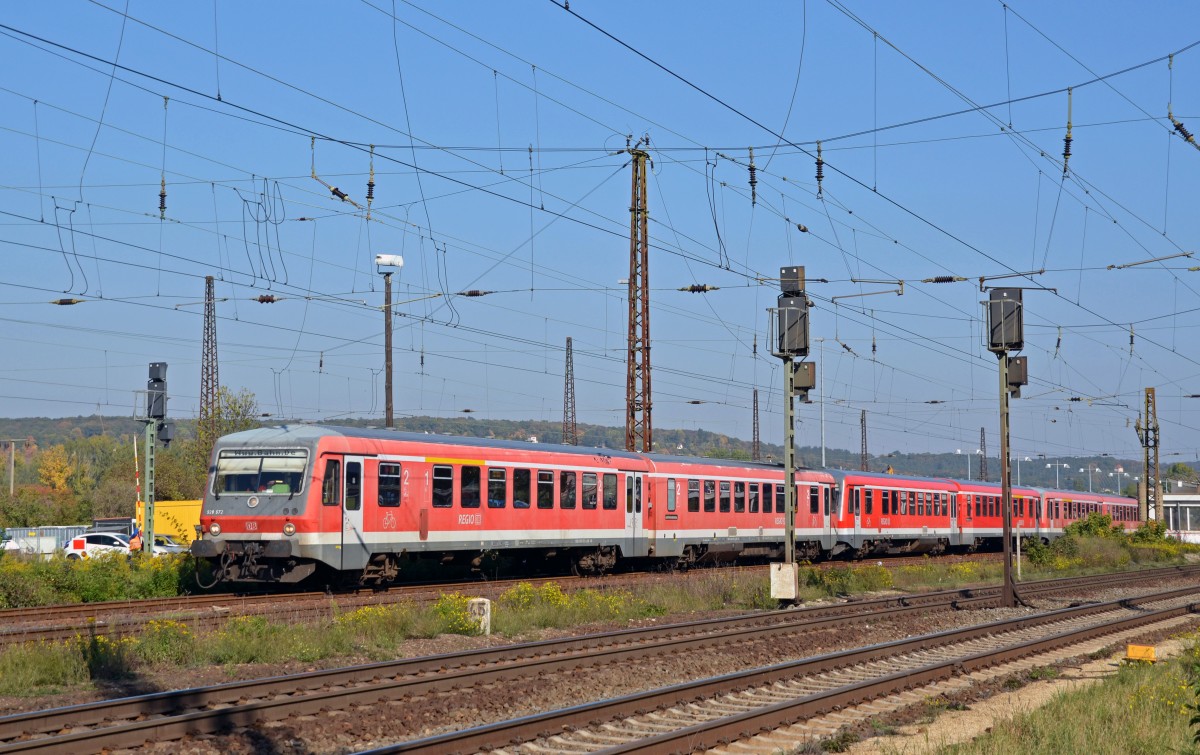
<box><xmin>283</xmin><ymin>522</ymin><xmax>296</xmax><ymax>536</ymax></box>
<box><xmin>208</xmin><ymin>522</ymin><xmax>222</xmax><ymax>536</ymax></box>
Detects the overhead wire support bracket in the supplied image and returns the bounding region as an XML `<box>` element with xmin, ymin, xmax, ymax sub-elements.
<box><xmin>831</xmin><ymin>279</ymin><xmax>904</xmax><ymax>302</ymax></box>
<box><xmin>1107</xmin><ymin>250</ymin><xmax>1194</xmax><ymax>269</ymax></box>
<box><xmin>311</xmin><ymin>137</ymin><xmax>362</xmax><ymax>209</ymax></box>
<box><xmin>978</xmin><ymin>269</ymin><xmax>1047</xmax><ymax>292</ymax></box>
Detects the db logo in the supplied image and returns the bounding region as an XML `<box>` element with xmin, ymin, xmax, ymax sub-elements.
<box><xmin>245</xmin><ymin>521</ymin><xmax>258</xmax><ymax>531</ymax></box>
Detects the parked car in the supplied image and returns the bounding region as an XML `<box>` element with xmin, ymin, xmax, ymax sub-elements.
<box><xmin>151</xmin><ymin>534</ymin><xmax>187</xmax><ymax>555</ymax></box>
<box><xmin>63</xmin><ymin>532</ymin><xmax>133</xmax><ymax>560</ymax></box>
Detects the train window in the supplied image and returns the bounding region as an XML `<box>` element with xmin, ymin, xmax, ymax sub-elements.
<box><xmin>635</xmin><ymin>476</ymin><xmax>642</xmax><ymax>513</ymax></box>
<box><xmin>461</xmin><ymin>466</ymin><xmax>481</xmax><ymax>509</ymax></box>
<box><xmin>488</xmin><ymin>469</ymin><xmax>507</xmax><ymax>508</ymax></box>
<box><xmin>777</xmin><ymin>485</ymin><xmax>786</xmax><ymax>514</ymax></box>
<box><xmin>322</xmin><ymin>460</ymin><xmax>341</xmax><ymax>506</ymax></box>
<box><xmin>379</xmin><ymin>463</ymin><xmax>402</xmax><ymax>507</ymax></box>
<box><xmin>344</xmin><ymin>462</ymin><xmax>361</xmax><ymax>511</ymax></box>
<box><xmin>537</xmin><ymin>471</ymin><xmax>555</xmax><ymax>509</ymax></box>
<box><xmin>666</xmin><ymin>478</ymin><xmax>676</xmax><ymax>512</ymax></box>
<box><xmin>719</xmin><ymin>482</ymin><xmax>731</xmax><ymax>513</ymax></box>
<box><xmin>627</xmin><ymin>476</ymin><xmax>634</xmax><ymax>514</ymax></box>
<box><xmin>866</xmin><ymin>489</ymin><xmax>874</xmax><ymax>515</ymax></box>
<box><xmin>762</xmin><ymin>483</ymin><xmax>773</xmax><ymax>514</ymax></box>
<box><xmin>934</xmin><ymin>492</ymin><xmax>941</xmax><ymax>517</ymax></box>
<box><xmin>560</xmin><ymin>471</ymin><xmax>577</xmax><ymax>509</ymax></box>
<box><xmin>952</xmin><ymin>494</ymin><xmax>959</xmax><ymax>519</ymax></box>
<box><xmin>851</xmin><ymin>488</ymin><xmax>860</xmax><ymax>515</ymax></box>
<box><xmin>703</xmin><ymin>480</ymin><xmax>716</xmax><ymax>512</ymax></box>
<box><xmin>810</xmin><ymin>486</ymin><xmax>819</xmax><ymax>515</ymax></box>
<box><xmin>513</xmin><ymin>468</ymin><xmax>532</xmax><ymax>509</ymax></box>
<box><xmin>880</xmin><ymin>490</ymin><xmax>889</xmax><ymax>515</ymax></box>
<box><xmin>688</xmin><ymin>479</ymin><xmax>701</xmax><ymax>512</ymax></box>
<box><xmin>432</xmin><ymin>465</ymin><xmax>453</xmax><ymax>508</ymax></box>
<box><xmin>602</xmin><ymin>473</ymin><xmax>618</xmax><ymax>510</ymax></box>
<box><xmin>750</xmin><ymin>483</ymin><xmax>760</xmax><ymax>513</ymax></box>
<box><xmin>734</xmin><ymin>482</ymin><xmax>746</xmax><ymax>513</ymax></box>
<box><xmin>583</xmin><ymin>473</ymin><xmax>599</xmax><ymax>510</ymax></box>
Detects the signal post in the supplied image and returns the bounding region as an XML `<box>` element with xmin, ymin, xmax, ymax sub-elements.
<box><xmin>770</xmin><ymin>266</ymin><xmax>815</xmax><ymax>603</ymax></box>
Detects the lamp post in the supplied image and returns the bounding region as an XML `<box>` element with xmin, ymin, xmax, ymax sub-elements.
<box><xmin>956</xmin><ymin>449</ymin><xmax>971</xmax><ymax>480</ymax></box>
<box><xmin>1045</xmin><ymin>461</ymin><xmax>1069</xmax><ymax>489</ymax></box>
<box><xmin>1015</xmin><ymin>456</ymin><xmax>1031</xmax><ymax>486</ymax></box>
<box><xmin>1079</xmin><ymin>464</ymin><xmax>1095</xmax><ymax>492</ymax></box>
<box><xmin>375</xmin><ymin>254</ymin><xmax>404</xmax><ymax>429</ymax></box>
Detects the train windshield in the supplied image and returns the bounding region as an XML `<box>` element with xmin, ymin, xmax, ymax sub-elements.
<box><xmin>214</xmin><ymin>449</ymin><xmax>309</xmax><ymax>496</ymax></box>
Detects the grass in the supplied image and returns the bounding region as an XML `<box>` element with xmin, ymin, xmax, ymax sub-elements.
<box><xmin>935</xmin><ymin>643</ymin><xmax>1200</xmax><ymax>754</ymax></box>
<box><xmin>0</xmin><ymin>552</ymin><xmax>193</xmax><ymax>608</ymax></box>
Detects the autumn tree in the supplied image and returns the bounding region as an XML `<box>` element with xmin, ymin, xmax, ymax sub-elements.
<box><xmin>37</xmin><ymin>445</ymin><xmax>72</xmax><ymax>492</ymax></box>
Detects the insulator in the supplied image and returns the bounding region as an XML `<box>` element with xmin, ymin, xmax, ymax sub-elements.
<box><xmin>330</xmin><ymin>186</ymin><xmax>348</xmax><ymax>202</ymax></box>
<box><xmin>457</xmin><ymin>290</ymin><xmax>493</xmax><ymax>297</ymax></box>
<box><xmin>679</xmin><ymin>284</ymin><xmax>718</xmax><ymax>293</ymax></box>
<box><xmin>366</xmin><ymin>180</ymin><xmax>375</xmax><ymax>202</ymax></box>
<box><xmin>50</xmin><ymin>298</ymin><xmax>85</xmax><ymax>306</ymax></box>
<box><xmin>929</xmin><ymin>276</ymin><xmax>957</xmax><ymax>284</ymax></box>
<box><xmin>1171</xmin><ymin>114</ymin><xmax>1197</xmax><ymax>148</ymax></box>
<box><xmin>1062</xmin><ymin>88</ymin><xmax>1073</xmax><ymax>177</ymax></box>
<box><xmin>747</xmin><ymin>146</ymin><xmax>757</xmax><ymax>206</ymax></box>
<box><xmin>796</xmin><ymin>223</ymin><xmax>808</xmax><ymax>233</ymax></box>
<box><xmin>256</xmin><ymin>295</ymin><xmax>278</xmax><ymax>303</ymax></box>
<box><xmin>1068</xmin><ymin>397</ymin><xmax>1082</xmax><ymax>402</ymax></box>
<box><xmin>815</xmin><ymin>141</ymin><xmax>824</xmax><ymax>196</ymax></box>
<box><xmin>158</xmin><ymin>177</ymin><xmax>167</xmax><ymax>218</ymax></box>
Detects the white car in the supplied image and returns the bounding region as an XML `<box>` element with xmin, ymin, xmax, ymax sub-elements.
<box><xmin>63</xmin><ymin>532</ymin><xmax>133</xmax><ymax>560</ymax></box>
<box><xmin>151</xmin><ymin>534</ymin><xmax>188</xmax><ymax>555</ymax></box>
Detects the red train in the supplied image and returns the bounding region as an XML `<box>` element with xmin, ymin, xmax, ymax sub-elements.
<box><xmin>190</xmin><ymin>425</ymin><xmax>1139</xmax><ymax>585</ymax></box>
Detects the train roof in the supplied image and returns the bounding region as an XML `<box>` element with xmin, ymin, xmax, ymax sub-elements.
<box><xmin>216</xmin><ymin>424</ymin><xmax>823</xmax><ymax>473</ymax></box>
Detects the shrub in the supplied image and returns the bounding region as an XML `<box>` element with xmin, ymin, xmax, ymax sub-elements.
<box><xmin>135</xmin><ymin>619</ymin><xmax>196</xmax><ymax>665</ymax></box>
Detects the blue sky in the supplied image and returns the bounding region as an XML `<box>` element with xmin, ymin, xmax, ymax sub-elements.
<box><xmin>1</xmin><ymin>1</ymin><xmax>1198</xmax><ymax>464</ymax></box>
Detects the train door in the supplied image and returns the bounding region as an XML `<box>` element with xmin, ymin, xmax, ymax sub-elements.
<box><xmin>341</xmin><ymin>455</ymin><xmax>370</xmax><ymax>570</ymax></box>
<box><xmin>625</xmin><ymin>472</ymin><xmax>644</xmax><ymax>554</ymax></box>
<box><xmin>822</xmin><ymin>484</ymin><xmax>834</xmax><ymax>550</ymax></box>
<box><xmin>853</xmin><ymin>486</ymin><xmax>862</xmax><ymax>535</ymax></box>
<box><xmin>949</xmin><ymin>490</ymin><xmax>958</xmax><ymax>539</ymax></box>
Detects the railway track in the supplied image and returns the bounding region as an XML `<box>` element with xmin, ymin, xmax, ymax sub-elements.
<box><xmin>0</xmin><ymin>564</ymin><xmax>1193</xmax><ymax>753</ymax></box>
<box><xmin>0</xmin><ymin>554</ymin><xmax>1002</xmax><ymax>647</ymax></box>
<box><xmin>380</xmin><ymin>586</ymin><xmax>1200</xmax><ymax>754</ymax></box>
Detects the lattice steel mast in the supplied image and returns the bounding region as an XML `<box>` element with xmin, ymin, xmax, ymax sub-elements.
<box><xmin>1136</xmin><ymin>387</ymin><xmax>1161</xmax><ymax>520</ymax></box>
<box><xmin>625</xmin><ymin>138</ymin><xmax>652</xmax><ymax>452</ymax></box>
<box><xmin>860</xmin><ymin>410</ymin><xmax>868</xmax><ymax>471</ymax></box>
<box><xmin>562</xmin><ymin>337</ymin><xmax>578</xmax><ymax>445</ymax></box>
<box><xmin>199</xmin><ymin>275</ymin><xmax>219</xmax><ymax>462</ymax></box>
<box><xmin>979</xmin><ymin>427</ymin><xmax>989</xmax><ymax>482</ymax></box>
<box><xmin>752</xmin><ymin>389</ymin><xmax>761</xmax><ymax>462</ymax></box>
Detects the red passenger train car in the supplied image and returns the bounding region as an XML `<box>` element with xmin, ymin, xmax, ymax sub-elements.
<box><xmin>190</xmin><ymin>425</ymin><xmax>1139</xmax><ymax>585</ymax></box>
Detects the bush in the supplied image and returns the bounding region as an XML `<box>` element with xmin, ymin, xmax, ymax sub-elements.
<box><xmin>805</xmin><ymin>565</ymin><xmax>894</xmax><ymax>596</ymax></box>
<box><xmin>0</xmin><ymin>552</ymin><xmax>193</xmax><ymax>607</ymax></box>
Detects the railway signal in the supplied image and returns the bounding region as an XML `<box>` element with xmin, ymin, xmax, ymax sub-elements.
<box><xmin>769</xmin><ymin>265</ymin><xmax>813</xmax><ymax>603</ymax></box>
<box><xmin>985</xmin><ymin>288</ymin><xmax>1029</xmax><ymax>609</ymax></box>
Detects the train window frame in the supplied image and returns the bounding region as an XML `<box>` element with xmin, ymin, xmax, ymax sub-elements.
<box><xmin>432</xmin><ymin>464</ymin><xmax>453</xmax><ymax>508</ymax></box>
<box><xmin>513</xmin><ymin>468</ymin><xmax>532</xmax><ymax>509</ymax></box>
<box><xmin>537</xmin><ymin>470</ymin><xmax>555</xmax><ymax>509</ymax></box>
<box><xmin>703</xmin><ymin>480</ymin><xmax>716</xmax><ymax>513</ymax></box>
<box><xmin>864</xmin><ymin>488</ymin><xmax>873</xmax><ymax>515</ymax></box>
<box><xmin>460</xmin><ymin>465</ymin><xmax>481</xmax><ymax>509</ymax></box>
<box><xmin>378</xmin><ymin>462</ymin><xmax>402</xmax><ymax>507</ymax></box>
<box><xmin>582</xmin><ymin>472</ymin><xmax>599</xmax><ymax>510</ymax></box>
<box><xmin>344</xmin><ymin>461</ymin><xmax>361</xmax><ymax>511</ymax></box>
<box><xmin>881</xmin><ymin>489</ymin><xmax>890</xmax><ymax>515</ymax></box>
<box><xmin>688</xmin><ymin>479</ymin><xmax>700</xmax><ymax>512</ymax></box>
<box><xmin>749</xmin><ymin>482</ymin><xmax>760</xmax><ymax>513</ymax></box>
<box><xmin>810</xmin><ymin>486</ymin><xmax>819</xmax><ymax>515</ymax></box>
<box><xmin>322</xmin><ymin>459</ymin><xmax>341</xmax><ymax>506</ymax></box>
<box><xmin>733</xmin><ymin>481</ymin><xmax>745</xmax><ymax>513</ymax></box>
<box><xmin>559</xmin><ymin>470</ymin><xmax>577</xmax><ymax>510</ymax></box>
<box><xmin>777</xmin><ymin>485</ymin><xmax>786</xmax><ymax>514</ymax></box>
<box><xmin>824</xmin><ymin>486</ymin><xmax>831</xmax><ymax>516</ymax></box>
<box><xmin>719</xmin><ymin>481</ymin><xmax>731</xmax><ymax>513</ymax></box>
<box><xmin>762</xmin><ymin>483</ymin><xmax>773</xmax><ymax>514</ymax></box>
<box><xmin>666</xmin><ymin>478</ymin><xmax>676</xmax><ymax>512</ymax></box>
<box><xmin>488</xmin><ymin>468</ymin><xmax>507</xmax><ymax>508</ymax></box>
<box><xmin>602</xmin><ymin>473</ymin><xmax>618</xmax><ymax>510</ymax></box>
